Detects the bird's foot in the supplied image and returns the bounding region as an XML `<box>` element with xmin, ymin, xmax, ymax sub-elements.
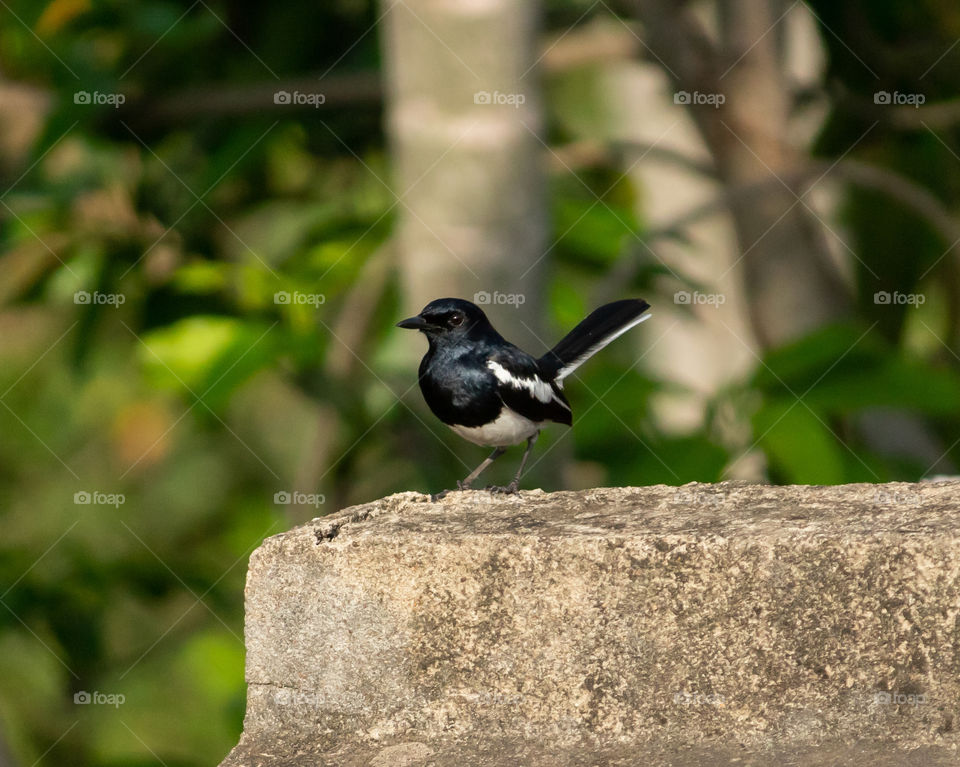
<box><xmin>484</xmin><ymin>482</ymin><xmax>520</xmax><ymax>495</ymax></box>
<box><xmin>431</xmin><ymin>480</ymin><xmax>473</xmax><ymax>501</ymax></box>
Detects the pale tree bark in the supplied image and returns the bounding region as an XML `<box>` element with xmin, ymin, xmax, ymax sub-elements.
<box><xmin>0</xmin><ymin>75</ymin><xmax>51</xmax><ymax>177</ymax></box>
<box><xmin>627</xmin><ymin>1</ymin><xmax>951</xmax><ymax>476</ymax></box>
<box><xmin>380</xmin><ymin>0</ymin><xmax>548</xmax><ymax>349</ymax></box>
<box><xmin>634</xmin><ymin>0</ymin><xmax>851</xmax><ymax>348</ymax></box>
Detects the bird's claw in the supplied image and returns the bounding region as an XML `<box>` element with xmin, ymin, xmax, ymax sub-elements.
<box><xmin>431</xmin><ymin>480</ymin><xmax>473</xmax><ymax>501</ymax></box>
<box><xmin>485</xmin><ymin>483</ymin><xmax>519</xmax><ymax>495</ymax></box>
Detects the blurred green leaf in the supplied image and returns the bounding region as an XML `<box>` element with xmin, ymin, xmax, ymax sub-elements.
<box><xmin>805</xmin><ymin>356</ymin><xmax>960</xmax><ymax>415</ymax></box>
<box><xmin>139</xmin><ymin>316</ymin><xmax>273</xmax><ymax>397</ymax></box>
<box><xmin>753</xmin><ymin>399</ymin><xmax>845</xmax><ymax>484</ymax></box>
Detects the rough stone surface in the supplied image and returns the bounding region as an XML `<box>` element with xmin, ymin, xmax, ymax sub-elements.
<box><xmin>220</xmin><ymin>481</ymin><xmax>960</xmax><ymax>766</ymax></box>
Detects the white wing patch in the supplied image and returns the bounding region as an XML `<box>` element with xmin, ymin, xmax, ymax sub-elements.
<box><xmin>555</xmin><ymin>312</ymin><xmax>651</xmax><ymax>382</ymax></box>
<box><xmin>487</xmin><ymin>360</ymin><xmax>570</xmax><ymax>411</ymax></box>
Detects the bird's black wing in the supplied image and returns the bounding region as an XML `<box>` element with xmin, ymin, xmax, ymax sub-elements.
<box><xmin>488</xmin><ymin>345</ymin><xmax>572</xmax><ymax>426</ymax></box>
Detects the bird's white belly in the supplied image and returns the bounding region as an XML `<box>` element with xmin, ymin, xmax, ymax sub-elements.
<box><xmin>449</xmin><ymin>407</ymin><xmax>540</xmax><ymax>447</ymax></box>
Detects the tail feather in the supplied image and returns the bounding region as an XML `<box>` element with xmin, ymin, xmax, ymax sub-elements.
<box><xmin>538</xmin><ymin>299</ymin><xmax>651</xmax><ymax>383</ymax></box>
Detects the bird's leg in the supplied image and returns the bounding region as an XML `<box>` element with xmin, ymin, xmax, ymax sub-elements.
<box><xmin>459</xmin><ymin>446</ymin><xmax>507</xmax><ymax>489</ymax></box>
<box><xmin>488</xmin><ymin>431</ymin><xmax>539</xmax><ymax>495</ymax></box>
<box><xmin>432</xmin><ymin>447</ymin><xmax>506</xmax><ymax>500</ymax></box>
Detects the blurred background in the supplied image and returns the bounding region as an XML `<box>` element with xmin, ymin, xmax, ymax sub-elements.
<box><xmin>2</xmin><ymin>0</ymin><xmax>960</xmax><ymax>764</ymax></box>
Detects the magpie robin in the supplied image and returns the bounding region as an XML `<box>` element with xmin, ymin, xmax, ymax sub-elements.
<box><xmin>397</xmin><ymin>297</ymin><xmax>651</xmax><ymax>495</ymax></box>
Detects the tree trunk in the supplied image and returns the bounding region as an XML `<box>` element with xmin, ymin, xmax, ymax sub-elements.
<box><xmin>380</xmin><ymin>0</ymin><xmax>549</xmax><ymax>349</ymax></box>
<box><xmin>634</xmin><ymin>0</ymin><xmax>851</xmax><ymax>348</ymax></box>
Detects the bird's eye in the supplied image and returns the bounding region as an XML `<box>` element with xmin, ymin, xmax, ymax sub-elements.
<box><xmin>449</xmin><ymin>312</ymin><xmax>465</xmax><ymax>327</ymax></box>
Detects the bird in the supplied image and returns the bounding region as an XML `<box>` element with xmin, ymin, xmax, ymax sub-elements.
<box><xmin>397</xmin><ymin>296</ymin><xmax>651</xmax><ymax>496</ymax></box>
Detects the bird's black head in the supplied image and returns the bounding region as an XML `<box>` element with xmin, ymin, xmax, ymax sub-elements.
<box><xmin>396</xmin><ymin>298</ymin><xmax>493</xmax><ymax>342</ymax></box>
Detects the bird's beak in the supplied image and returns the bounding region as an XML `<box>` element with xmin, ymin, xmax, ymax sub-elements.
<box><xmin>396</xmin><ymin>315</ymin><xmax>429</xmax><ymax>330</ymax></box>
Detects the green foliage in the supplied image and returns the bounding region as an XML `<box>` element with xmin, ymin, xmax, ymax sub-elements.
<box><xmin>745</xmin><ymin>323</ymin><xmax>960</xmax><ymax>483</ymax></box>
<box><xmin>1</xmin><ymin>1</ymin><xmax>391</xmax><ymax>764</ymax></box>
<box><xmin>1</xmin><ymin>1</ymin><xmax>959</xmax><ymax>766</ymax></box>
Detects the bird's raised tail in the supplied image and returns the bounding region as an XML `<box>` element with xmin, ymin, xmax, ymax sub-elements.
<box><xmin>538</xmin><ymin>299</ymin><xmax>651</xmax><ymax>383</ymax></box>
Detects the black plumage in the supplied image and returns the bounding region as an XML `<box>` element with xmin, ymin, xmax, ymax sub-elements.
<box><xmin>397</xmin><ymin>296</ymin><xmax>650</xmax><ymax>495</ymax></box>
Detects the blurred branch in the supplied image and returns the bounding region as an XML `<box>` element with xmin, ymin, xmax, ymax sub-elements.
<box><xmin>594</xmin><ymin>153</ymin><xmax>960</xmax><ymax>302</ymax></box>
<box><xmin>830</xmin><ymin>159</ymin><xmax>960</xmax><ymax>354</ymax></box>
<box><xmin>310</xmin><ymin>243</ymin><xmax>394</xmax><ymax>510</ymax></box>
<box><xmin>833</xmin><ymin>86</ymin><xmax>960</xmax><ymax>131</ymax></box>
<box><xmin>0</xmin><ymin>237</ymin><xmax>68</xmax><ymax>305</ymax></box>
<box><xmin>325</xmin><ymin>244</ymin><xmax>393</xmax><ymax>379</ymax></box>
<box><xmin>828</xmin><ymin>160</ymin><xmax>960</xmax><ymax>247</ymax></box>
<box><xmin>122</xmin><ymin>72</ymin><xmax>382</xmax><ymax>126</ymax></box>
<box><xmin>540</xmin><ymin>18</ymin><xmax>641</xmax><ymax>71</ymax></box>
<box><xmin>0</xmin><ymin>78</ymin><xmax>52</xmax><ymax>175</ymax></box>
<box><xmin>550</xmin><ymin>138</ymin><xmax>716</xmax><ymax>178</ymax></box>
<box><xmin>632</xmin><ymin>0</ymin><xmax>851</xmax><ymax>347</ymax></box>
<box><xmin>121</xmin><ymin>22</ymin><xmax>641</xmax><ymax>127</ymax></box>
<box><xmin>887</xmin><ymin>99</ymin><xmax>960</xmax><ymax>130</ymax></box>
